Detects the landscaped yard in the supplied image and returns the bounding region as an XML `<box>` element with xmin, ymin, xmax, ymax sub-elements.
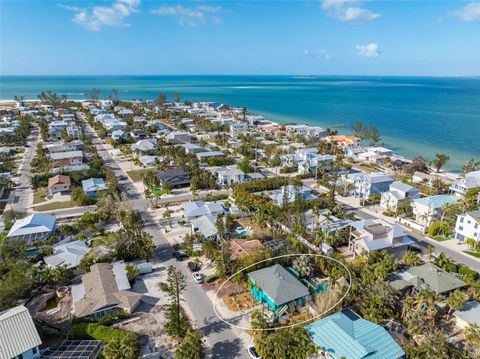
<box><xmin>432</xmin><ymin>235</ymin><xmax>451</xmax><ymax>242</ymax></box>
<box><xmin>463</xmin><ymin>250</ymin><xmax>480</xmax><ymax>258</ymax></box>
<box><xmin>33</xmin><ymin>187</ymin><xmax>49</xmax><ymax>204</ymax></box>
<box><xmin>127</xmin><ymin>168</ymin><xmax>155</xmax><ymax>182</ymax></box>
<box><xmin>34</xmin><ymin>200</ymin><xmax>76</xmax><ymax>212</ymax></box>
<box><xmin>223</xmin><ymin>291</ymin><xmax>256</xmax><ymax>312</ymax></box>
<box><xmin>151</xmin><ymin>187</ymin><xmax>170</xmax><ymax>197</ymax></box>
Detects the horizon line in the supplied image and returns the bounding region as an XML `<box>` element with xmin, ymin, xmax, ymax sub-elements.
<box><xmin>1</xmin><ymin>74</ymin><xmax>479</xmax><ymax>78</ymax></box>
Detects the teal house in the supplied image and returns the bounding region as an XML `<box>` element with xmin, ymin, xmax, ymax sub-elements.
<box><xmin>306</xmin><ymin>308</ymin><xmax>405</xmax><ymax>359</ymax></box>
<box><xmin>247</xmin><ymin>264</ymin><xmax>309</xmax><ymax>312</ymax></box>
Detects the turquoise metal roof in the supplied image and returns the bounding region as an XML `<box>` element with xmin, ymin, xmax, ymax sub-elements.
<box><xmin>306</xmin><ymin>309</ymin><xmax>405</xmax><ymax>359</ymax></box>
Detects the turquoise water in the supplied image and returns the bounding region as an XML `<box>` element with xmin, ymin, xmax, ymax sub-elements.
<box><xmin>1</xmin><ymin>75</ymin><xmax>479</xmax><ymax>170</ymax></box>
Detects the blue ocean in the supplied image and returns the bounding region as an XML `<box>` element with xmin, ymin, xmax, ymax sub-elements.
<box><xmin>1</xmin><ymin>75</ymin><xmax>479</xmax><ymax>171</ymax></box>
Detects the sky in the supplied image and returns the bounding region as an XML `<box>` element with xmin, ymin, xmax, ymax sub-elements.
<box><xmin>0</xmin><ymin>0</ymin><xmax>479</xmax><ymax>76</ymax></box>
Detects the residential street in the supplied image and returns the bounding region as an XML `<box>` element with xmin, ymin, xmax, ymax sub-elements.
<box><xmin>9</xmin><ymin>125</ymin><xmax>39</xmax><ymax>213</ymax></box>
<box><xmin>83</xmin><ymin>122</ymin><xmax>250</xmax><ymax>358</ymax></box>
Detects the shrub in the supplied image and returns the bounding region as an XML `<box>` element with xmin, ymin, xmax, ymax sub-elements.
<box><xmin>71</xmin><ymin>322</ymin><xmax>138</xmax><ymax>346</ymax></box>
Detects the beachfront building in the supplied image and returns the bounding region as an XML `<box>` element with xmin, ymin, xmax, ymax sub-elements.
<box><xmin>450</xmin><ymin>171</ymin><xmax>480</xmax><ymax>197</ymax></box>
<box><xmin>248</xmin><ymin>264</ymin><xmax>309</xmax><ymax>313</ymax></box>
<box><xmin>349</xmin><ymin>219</ymin><xmax>413</xmax><ymax>257</ymax></box>
<box><xmin>71</xmin><ymin>261</ymin><xmax>142</xmax><ymax>319</ymax></box>
<box><xmin>0</xmin><ymin>305</ymin><xmax>42</xmax><ymax>359</ymax></box>
<box><xmin>285</xmin><ymin>124</ymin><xmax>327</xmax><ymax>138</ymax></box>
<box><xmin>454</xmin><ymin>210</ymin><xmax>480</xmax><ymax>243</ymax></box>
<box><xmin>230</xmin><ymin>122</ymin><xmax>249</xmax><ymax>137</ymax></box>
<box><xmin>357</xmin><ymin>147</ymin><xmax>394</xmax><ymax>166</ymax></box>
<box><xmin>380</xmin><ymin>181</ymin><xmax>420</xmax><ymax>212</ymax></box>
<box><xmin>6</xmin><ymin>214</ymin><xmax>56</xmax><ymax>245</ymax></box>
<box><xmin>306</xmin><ymin>308</ymin><xmax>405</xmax><ymax>359</ymax></box>
<box><xmin>411</xmin><ymin>195</ymin><xmax>458</xmax><ymax>231</ymax></box>
<box><xmin>323</xmin><ymin>135</ymin><xmax>361</xmax><ymax>148</ymax></box>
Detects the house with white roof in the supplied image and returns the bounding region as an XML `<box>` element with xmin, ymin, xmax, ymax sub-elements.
<box><xmin>50</xmin><ymin>150</ymin><xmax>84</xmax><ymax>169</ymax></box>
<box><xmin>111</xmin><ymin>129</ymin><xmax>128</xmax><ymax>142</ymax></box>
<box><xmin>0</xmin><ymin>305</ymin><xmax>42</xmax><ymax>359</ymax></box>
<box><xmin>454</xmin><ymin>210</ymin><xmax>480</xmax><ymax>243</ymax></box>
<box><xmin>230</xmin><ymin>122</ymin><xmax>249</xmax><ymax>137</ymax></box>
<box><xmin>180</xmin><ymin>143</ymin><xmax>205</xmax><ymax>154</ymax></box>
<box><xmin>268</xmin><ymin>185</ymin><xmax>318</xmax><ymax>205</ymax></box>
<box><xmin>131</xmin><ymin>139</ymin><xmax>156</xmax><ymax>156</ymax></box>
<box><xmin>450</xmin><ymin>171</ymin><xmax>480</xmax><ymax>197</ymax></box>
<box><xmin>454</xmin><ymin>301</ymin><xmax>480</xmax><ymax>330</ymax></box>
<box><xmin>349</xmin><ymin>172</ymin><xmax>394</xmax><ymax>199</ymax></box>
<box><xmin>380</xmin><ymin>181</ymin><xmax>420</xmax><ymax>212</ymax></box>
<box><xmin>44</xmin><ymin>240</ymin><xmax>89</xmax><ymax>268</ymax></box>
<box><xmin>183</xmin><ymin>200</ymin><xmax>226</xmax><ymax>221</ymax></box>
<box><xmin>349</xmin><ymin>218</ymin><xmax>413</xmax><ymax>256</ymax></box>
<box><xmin>6</xmin><ymin>214</ymin><xmax>56</xmax><ymax>245</ymax></box>
<box><xmin>166</xmin><ymin>131</ymin><xmax>191</xmax><ymax>144</ymax></box>
<box><xmin>82</xmin><ymin>178</ymin><xmax>108</xmax><ymax>197</ymax></box>
<box><xmin>285</xmin><ymin>124</ymin><xmax>327</xmax><ymax>138</ymax></box>
<box><xmin>196</xmin><ymin>151</ymin><xmax>224</xmax><ymax>162</ymax></box>
<box><xmin>357</xmin><ymin>146</ymin><xmax>394</xmax><ymax>166</ymax></box>
<box><xmin>412</xmin><ymin>195</ymin><xmax>458</xmax><ymax>230</ymax></box>
<box><xmin>209</xmin><ymin>166</ymin><xmax>265</xmax><ymax>187</ymax></box>
<box><xmin>191</xmin><ymin>215</ymin><xmax>220</xmax><ymax>240</ymax></box>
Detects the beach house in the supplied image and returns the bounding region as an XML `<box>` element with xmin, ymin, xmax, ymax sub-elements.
<box><xmin>43</xmin><ymin>239</ymin><xmax>89</xmax><ymax>269</ymax></box>
<box><xmin>183</xmin><ymin>200</ymin><xmax>226</xmax><ymax>221</ymax></box>
<box><xmin>450</xmin><ymin>171</ymin><xmax>480</xmax><ymax>197</ymax></box>
<box><xmin>454</xmin><ymin>210</ymin><xmax>480</xmax><ymax>243</ymax></box>
<box><xmin>0</xmin><ymin>305</ymin><xmax>42</xmax><ymax>359</ymax></box>
<box><xmin>48</xmin><ymin>174</ymin><xmax>71</xmax><ymax>195</ymax></box>
<box><xmin>348</xmin><ymin>219</ymin><xmax>413</xmax><ymax>257</ymax></box>
<box><xmin>380</xmin><ymin>181</ymin><xmax>420</xmax><ymax>212</ymax></box>
<box><xmin>306</xmin><ymin>308</ymin><xmax>405</xmax><ymax>359</ymax></box>
<box><xmin>82</xmin><ymin>178</ymin><xmax>108</xmax><ymax>197</ymax></box>
<box><xmin>248</xmin><ymin>264</ymin><xmax>309</xmax><ymax>313</ymax></box>
<box><xmin>6</xmin><ymin>214</ymin><xmax>56</xmax><ymax>244</ymax></box>
<box><xmin>71</xmin><ymin>261</ymin><xmax>142</xmax><ymax>319</ymax></box>
<box><xmin>268</xmin><ymin>185</ymin><xmax>318</xmax><ymax>205</ymax></box>
<box><xmin>352</xmin><ymin>173</ymin><xmax>394</xmax><ymax>199</ymax></box>
<box><xmin>411</xmin><ymin>195</ymin><xmax>458</xmax><ymax>231</ymax></box>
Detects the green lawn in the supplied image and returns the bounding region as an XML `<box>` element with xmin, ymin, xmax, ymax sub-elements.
<box><xmin>432</xmin><ymin>235</ymin><xmax>451</xmax><ymax>242</ymax></box>
<box><xmin>34</xmin><ymin>200</ymin><xmax>76</xmax><ymax>212</ymax></box>
<box><xmin>127</xmin><ymin>169</ymin><xmax>155</xmax><ymax>182</ymax></box>
<box><xmin>463</xmin><ymin>250</ymin><xmax>480</xmax><ymax>258</ymax></box>
<box><xmin>151</xmin><ymin>187</ymin><xmax>170</xmax><ymax>196</ymax></box>
<box><xmin>33</xmin><ymin>187</ymin><xmax>49</xmax><ymax>204</ymax></box>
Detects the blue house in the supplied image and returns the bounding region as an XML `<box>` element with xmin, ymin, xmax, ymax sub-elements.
<box><xmin>306</xmin><ymin>308</ymin><xmax>405</xmax><ymax>359</ymax></box>
<box><xmin>247</xmin><ymin>264</ymin><xmax>309</xmax><ymax>313</ymax></box>
<box><xmin>81</xmin><ymin>178</ymin><xmax>108</xmax><ymax>198</ymax></box>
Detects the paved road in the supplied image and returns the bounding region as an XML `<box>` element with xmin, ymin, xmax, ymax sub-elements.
<box><xmin>83</xmin><ymin>122</ymin><xmax>249</xmax><ymax>358</ymax></box>
<box><xmin>9</xmin><ymin>126</ymin><xmax>39</xmax><ymax>213</ymax></box>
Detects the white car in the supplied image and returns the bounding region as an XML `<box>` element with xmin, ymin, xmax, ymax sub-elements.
<box><xmin>247</xmin><ymin>346</ymin><xmax>261</xmax><ymax>359</ymax></box>
<box><xmin>192</xmin><ymin>272</ymin><xmax>203</xmax><ymax>284</ymax></box>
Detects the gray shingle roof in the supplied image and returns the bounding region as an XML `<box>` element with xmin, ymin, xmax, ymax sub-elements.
<box><xmin>248</xmin><ymin>264</ymin><xmax>309</xmax><ymax>306</ymax></box>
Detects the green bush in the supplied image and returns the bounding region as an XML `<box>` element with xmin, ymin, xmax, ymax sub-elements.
<box><xmin>71</xmin><ymin>322</ymin><xmax>138</xmax><ymax>345</ymax></box>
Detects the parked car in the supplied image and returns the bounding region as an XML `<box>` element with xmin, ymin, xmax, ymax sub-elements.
<box><xmin>187</xmin><ymin>261</ymin><xmax>201</xmax><ymax>272</ymax></box>
<box><xmin>247</xmin><ymin>346</ymin><xmax>261</xmax><ymax>359</ymax></box>
<box><xmin>118</xmin><ymin>175</ymin><xmax>128</xmax><ymax>181</ymax></box>
<box><xmin>172</xmin><ymin>251</ymin><xmax>187</xmax><ymax>261</ymax></box>
<box><xmin>192</xmin><ymin>272</ymin><xmax>203</xmax><ymax>284</ymax></box>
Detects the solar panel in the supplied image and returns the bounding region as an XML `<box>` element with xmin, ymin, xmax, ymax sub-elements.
<box><xmin>42</xmin><ymin>340</ymin><xmax>102</xmax><ymax>359</ymax></box>
<box><xmin>342</xmin><ymin>308</ymin><xmax>361</xmax><ymax>321</ymax></box>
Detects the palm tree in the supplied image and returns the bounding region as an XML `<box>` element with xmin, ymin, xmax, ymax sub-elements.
<box><xmin>447</xmin><ymin>289</ymin><xmax>466</xmax><ymax>315</ymax></box>
<box><xmin>426</xmin><ymin>246</ymin><xmax>435</xmax><ymax>261</ymax></box>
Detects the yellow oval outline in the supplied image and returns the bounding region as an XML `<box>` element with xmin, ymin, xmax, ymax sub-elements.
<box><xmin>212</xmin><ymin>253</ymin><xmax>353</xmax><ymax>331</ymax></box>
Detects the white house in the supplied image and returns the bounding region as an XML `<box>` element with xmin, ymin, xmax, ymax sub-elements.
<box><xmin>131</xmin><ymin>139</ymin><xmax>156</xmax><ymax>156</ymax></box>
<box><xmin>380</xmin><ymin>181</ymin><xmax>420</xmax><ymax>211</ymax></box>
<box><xmin>349</xmin><ymin>172</ymin><xmax>394</xmax><ymax>199</ymax></box>
<box><xmin>111</xmin><ymin>129</ymin><xmax>128</xmax><ymax>142</ymax></box>
<box><xmin>453</xmin><ymin>301</ymin><xmax>480</xmax><ymax>330</ymax></box>
<box><xmin>166</xmin><ymin>131</ymin><xmax>191</xmax><ymax>144</ymax></box>
<box><xmin>6</xmin><ymin>214</ymin><xmax>56</xmax><ymax>244</ymax></box>
<box><xmin>349</xmin><ymin>219</ymin><xmax>414</xmax><ymax>256</ymax></box>
<box><xmin>0</xmin><ymin>305</ymin><xmax>42</xmax><ymax>359</ymax></box>
<box><xmin>450</xmin><ymin>171</ymin><xmax>480</xmax><ymax>197</ymax></box>
<box><xmin>412</xmin><ymin>195</ymin><xmax>458</xmax><ymax>230</ymax></box>
<box><xmin>230</xmin><ymin>122</ymin><xmax>249</xmax><ymax>137</ymax></box>
<box><xmin>183</xmin><ymin>200</ymin><xmax>226</xmax><ymax>221</ymax></box>
<box><xmin>454</xmin><ymin>210</ymin><xmax>480</xmax><ymax>243</ymax></box>
<box><xmin>44</xmin><ymin>239</ymin><xmax>89</xmax><ymax>268</ymax></box>
<box><xmin>191</xmin><ymin>215</ymin><xmax>219</xmax><ymax>240</ymax></box>
<box><xmin>268</xmin><ymin>185</ymin><xmax>318</xmax><ymax>205</ymax></box>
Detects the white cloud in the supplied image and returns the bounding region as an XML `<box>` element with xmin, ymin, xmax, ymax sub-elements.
<box><xmin>321</xmin><ymin>0</ymin><xmax>380</xmax><ymax>23</ymax></box>
<box><xmin>151</xmin><ymin>4</ymin><xmax>222</xmax><ymax>26</ymax></box>
<box><xmin>304</xmin><ymin>49</ymin><xmax>332</xmax><ymax>60</ymax></box>
<box><xmin>62</xmin><ymin>0</ymin><xmax>140</xmax><ymax>31</ymax></box>
<box><xmin>356</xmin><ymin>43</ymin><xmax>380</xmax><ymax>57</ymax></box>
<box><xmin>450</xmin><ymin>2</ymin><xmax>480</xmax><ymax>22</ymax></box>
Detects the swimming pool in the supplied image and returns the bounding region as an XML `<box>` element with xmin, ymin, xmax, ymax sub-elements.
<box><xmin>235</xmin><ymin>230</ymin><xmax>250</xmax><ymax>237</ymax></box>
